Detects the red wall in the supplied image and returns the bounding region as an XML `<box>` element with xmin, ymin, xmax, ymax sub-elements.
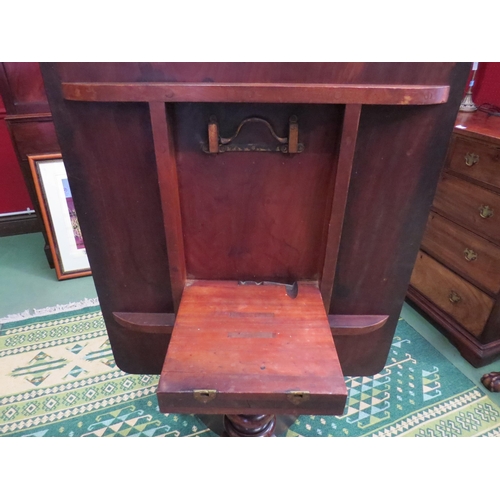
<box><xmin>472</xmin><ymin>62</ymin><xmax>500</xmax><ymax>108</ymax></box>
<box><xmin>0</xmin><ymin>94</ymin><xmax>34</xmax><ymax>214</ymax></box>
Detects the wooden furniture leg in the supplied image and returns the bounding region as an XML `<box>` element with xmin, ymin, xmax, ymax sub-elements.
<box><xmin>481</xmin><ymin>372</ymin><xmax>500</xmax><ymax>392</ymax></box>
<box><xmin>223</xmin><ymin>414</ymin><xmax>277</xmax><ymax>437</ymax></box>
<box><xmin>197</xmin><ymin>414</ymin><xmax>296</xmax><ymax>437</ymax></box>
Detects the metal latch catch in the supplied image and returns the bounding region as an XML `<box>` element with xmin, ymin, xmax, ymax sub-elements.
<box><xmin>193</xmin><ymin>389</ymin><xmax>217</xmax><ymax>403</ymax></box>
<box><xmin>286</xmin><ymin>391</ymin><xmax>310</xmax><ymax>405</ymax></box>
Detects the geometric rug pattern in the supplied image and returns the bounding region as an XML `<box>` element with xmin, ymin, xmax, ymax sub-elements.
<box><xmin>1</xmin><ymin>305</ymin><xmax>499</xmax><ymax>437</ymax></box>
<box><xmin>289</xmin><ymin>319</ymin><xmax>500</xmax><ymax>437</ymax></box>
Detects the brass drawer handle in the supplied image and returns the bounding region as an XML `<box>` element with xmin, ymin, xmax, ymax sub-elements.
<box><xmin>465</xmin><ymin>152</ymin><xmax>479</xmax><ymax>167</ymax></box>
<box><xmin>479</xmin><ymin>205</ymin><xmax>494</xmax><ymax>219</ymax></box>
<box><xmin>449</xmin><ymin>291</ymin><xmax>462</xmax><ymax>304</ymax></box>
<box><xmin>464</xmin><ymin>248</ymin><xmax>477</xmax><ymax>262</ymax></box>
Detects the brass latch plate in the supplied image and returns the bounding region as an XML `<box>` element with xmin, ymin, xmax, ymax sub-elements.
<box><xmin>286</xmin><ymin>391</ymin><xmax>311</xmax><ymax>405</ymax></box>
<box><xmin>193</xmin><ymin>389</ymin><xmax>217</xmax><ymax>403</ymax></box>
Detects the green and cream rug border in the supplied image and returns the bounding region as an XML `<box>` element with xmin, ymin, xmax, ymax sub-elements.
<box><xmin>0</xmin><ymin>297</ymin><xmax>100</xmax><ymax>324</ymax></box>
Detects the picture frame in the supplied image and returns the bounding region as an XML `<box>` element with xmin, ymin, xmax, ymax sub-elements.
<box><xmin>27</xmin><ymin>153</ymin><xmax>91</xmax><ymax>280</ymax></box>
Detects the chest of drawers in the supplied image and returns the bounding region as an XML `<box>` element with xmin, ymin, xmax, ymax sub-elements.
<box><xmin>408</xmin><ymin>111</ymin><xmax>500</xmax><ymax>367</ymax></box>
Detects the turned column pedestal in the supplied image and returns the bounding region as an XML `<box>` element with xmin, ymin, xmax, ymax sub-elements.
<box><xmin>223</xmin><ymin>414</ymin><xmax>276</xmax><ymax>437</ymax></box>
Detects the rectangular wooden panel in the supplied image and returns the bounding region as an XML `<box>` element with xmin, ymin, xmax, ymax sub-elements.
<box><xmin>157</xmin><ymin>280</ymin><xmax>347</xmax><ymax>415</ymax></box>
<box><xmin>175</xmin><ymin>103</ymin><xmax>343</xmax><ymax>282</ymax></box>
<box><xmin>447</xmin><ymin>136</ymin><xmax>500</xmax><ymax>192</ymax></box>
<box><xmin>410</xmin><ymin>251</ymin><xmax>494</xmax><ymax>337</ymax></box>
<box><xmin>433</xmin><ymin>173</ymin><xmax>500</xmax><ymax>245</ymax></box>
<box><xmin>421</xmin><ymin>211</ymin><xmax>500</xmax><ymax>295</ymax></box>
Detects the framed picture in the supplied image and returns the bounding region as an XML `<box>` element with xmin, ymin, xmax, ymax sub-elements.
<box><xmin>28</xmin><ymin>153</ymin><xmax>91</xmax><ymax>280</ymax></box>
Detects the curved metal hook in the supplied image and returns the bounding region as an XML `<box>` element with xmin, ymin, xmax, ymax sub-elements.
<box><xmin>203</xmin><ymin>115</ymin><xmax>302</xmax><ymax>154</ymax></box>
<box><xmin>219</xmin><ymin>117</ymin><xmax>288</xmax><ymax>145</ymax></box>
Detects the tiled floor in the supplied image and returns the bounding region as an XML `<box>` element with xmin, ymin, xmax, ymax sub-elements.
<box><xmin>2</xmin><ymin>231</ymin><xmax>499</xmax><ymax>406</ymax></box>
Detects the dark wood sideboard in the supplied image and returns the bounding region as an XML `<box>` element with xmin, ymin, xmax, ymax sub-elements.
<box><xmin>408</xmin><ymin>111</ymin><xmax>500</xmax><ymax>368</ymax></box>
<box><xmin>41</xmin><ymin>63</ymin><xmax>469</xmax><ymax>435</ymax></box>
<box><xmin>0</xmin><ymin>63</ymin><xmax>60</xmax><ymax>264</ymax></box>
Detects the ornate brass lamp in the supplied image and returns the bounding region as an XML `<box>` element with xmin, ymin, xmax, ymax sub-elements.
<box><xmin>460</xmin><ymin>62</ymin><xmax>478</xmax><ymax>112</ymax></box>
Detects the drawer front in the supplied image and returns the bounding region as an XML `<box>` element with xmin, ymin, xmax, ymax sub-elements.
<box><xmin>433</xmin><ymin>173</ymin><xmax>500</xmax><ymax>245</ymax></box>
<box><xmin>421</xmin><ymin>212</ymin><xmax>500</xmax><ymax>295</ymax></box>
<box><xmin>410</xmin><ymin>251</ymin><xmax>494</xmax><ymax>337</ymax></box>
<box><xmin>448</xmin><ymin>136</ymin><xmax>500</xmax><ymax>191</ymax></box>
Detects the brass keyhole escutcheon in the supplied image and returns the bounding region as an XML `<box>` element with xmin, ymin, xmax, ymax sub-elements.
<box><xmin>464</xmin><ymin>248</ymin><xmax>477</xmax><ymax>262</ymax></box>
<box><xmin>193</xmin><ymin>389</ymin><xmax>217</xmax><ymax>403</ymax></box>
<box><xmin>286</xmin><ymin>391</ymin><xmax>310</xmax><ymax>405</ymax></box>
<box><xmin>465</xmin><ymin>152</ymin><xmax>479</xmax><ymax>167</ymax></box>
<box><xmin>449</xmin><ymin>291</ymin><xmax>461</xmax><ymax>304</ymax></box>
<box><xmin>479</xmin><ymin>205</ymin><xmax>494</xmax><ymax>219</ymax></box>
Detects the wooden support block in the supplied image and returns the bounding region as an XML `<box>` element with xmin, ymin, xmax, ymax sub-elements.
<box><xmin>321</xmin><ymin>103</ymin><xmax>362</xmax><ymax>311</ymax></box>
<box><xmin>62</xmin><ymin>82</ymin><xmax>450</xmax><ymax>105</ymax></box>
<box><xmin>113</xmin><ymin>312</ymin><xmax>175</xmax><ymax>334</ymax></box>
<box><xmin>112</xmin><ymin>310</ymin><xmax>388</xmax><ymax>337</ymax></box>
<box><xmin>149</xmin><ymin>102</ymin><xmax>186</xmax><ymax>312</ymax></box>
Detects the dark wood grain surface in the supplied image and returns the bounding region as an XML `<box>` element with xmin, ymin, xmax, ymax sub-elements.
<box><xmin>411</xmin><ymin>251</ymin><xmax>494</xmax><ymax>336</ymax></box>
<box><xmin>407</xmin><ymin>285</ymin><xmax>500</xmax><ymax>367</ymax></box>
<box><xmin>320</xmin><ymin>103</ymin><xmax>361</xmax><ymax>310</ymax></box>
<box><xmin>455</xmin><ymin>111</ymin><xmax>500</xmax><ymax>144</ymax></box>
<box><xmin>433</xmin><ymin>173</ymin><xmax>500</xmax><ymax>245</ymax></box>
<box><xmin>149</xmin><ymin>102</ymin><xmax>186</xmax><ymax>312</ymax></box>
<box><xmin>174</xmin><ymin>102</ymin><xmax>342</xmax><ymax>282</ymax></box>
<box><xmin>40</xmin><ymin>63</ymin><xmax>469</xmax><ymax>376</ymax></box>
<box><xmin>0</xmin><ymin>62</ymin><xmax>50</xmax><ymax>115</ymax></box>
<box><xmin>408</xmin><ymin>109</ymin><xmax>500</xmax><ymax>367</ymax></box>
<box><xmin>421</xmin><ymin>211</ymin><xmax>500</xmax><ymax>295</ymax></box>
<box><xmin>447</xmin><ymin>134</ymin><xmax>500</xmax><ymax>193</ymax></box>
<box><xmin>62</xmin><ymin>82</ymin><xmax>450</xmax><ymax>105</ymax></box>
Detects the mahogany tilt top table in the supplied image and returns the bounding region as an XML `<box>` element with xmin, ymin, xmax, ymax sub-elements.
<box><xmin>41</xmin><ymin>63</ymin><xmax>469</xmax><ymax>436</ymax></box>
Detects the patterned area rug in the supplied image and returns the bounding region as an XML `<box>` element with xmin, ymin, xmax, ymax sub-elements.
<box><xmin>1</xmin><ymin>304</ymin><xmax>499</xmax><ymax>437</ymax></box>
